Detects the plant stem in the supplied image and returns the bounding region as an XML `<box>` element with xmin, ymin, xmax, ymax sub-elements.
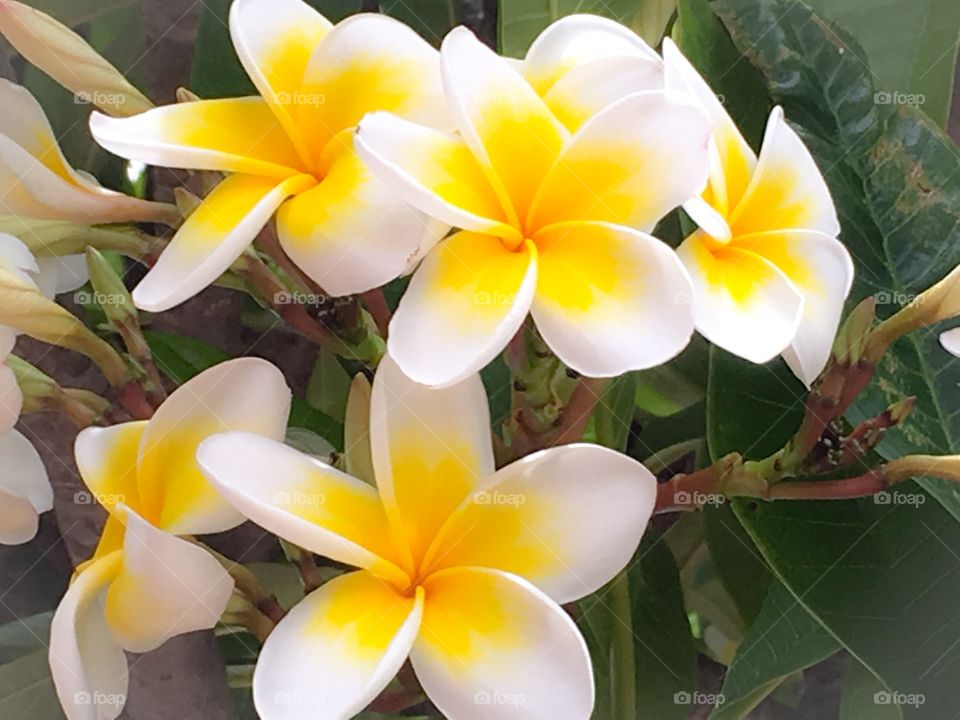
<box><xmin>609</xmin><ymin>571</ymin><xmax>636</xmax><ymax>720</ymax></box>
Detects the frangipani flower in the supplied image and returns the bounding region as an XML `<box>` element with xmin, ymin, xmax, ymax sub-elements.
<box><xmin>519</xmin><ymin>14</ymin><xmax>664</xmax><ymax>132</ymax></box>
<box><xmin>90</xmin><ymin>0</ymin><xmax>449</xmax><ymax>312</ymax></box>
<box><xmin>197</xmin><ymin>356</ymin><xmax>657</xmax><ymax>720</ymax></box>
<box><xmin>663</xmin><ymin>39</ymin><xmax>854</xmax><ymax>385</ymax></box>
<box><xmin>0</xmin><ymin>80</ymin><xmax>176</xmax><ymax>226</ymax></box>
<box><xmin>50</xmin><ymin>358</ymin><xmax>291</xmax><ymax>720</ymax></box>
<box><xmin>356</xmin><ymin>27</ymin><xmax>710</xmax><ymax>386</ymax></box>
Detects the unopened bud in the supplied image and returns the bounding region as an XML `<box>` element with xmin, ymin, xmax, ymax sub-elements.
<box><xmin>343</xmin><ymin>373</ymin><xmax>375</xmax><ymax>485</ymax></box>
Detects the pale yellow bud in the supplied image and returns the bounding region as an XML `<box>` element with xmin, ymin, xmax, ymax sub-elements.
<box><xmin>343</xmin><ymin>373</ymin><xmax>375</xmax><ymax>485</ymax></box>
<box><xmin>0</xmin><ymin>0</ymin><xmax>152</xmax><ymax>117</ymax></box>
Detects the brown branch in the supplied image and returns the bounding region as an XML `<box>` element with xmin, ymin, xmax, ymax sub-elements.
<box><xmin>361</xmin><ymin>288</ymin><xmax>391</xmax><ymax>337</ymax></box>
<box><xmin>554</xmin><ymin>376</ymin><xmax>607</xmax><ymax>446</ymax></box>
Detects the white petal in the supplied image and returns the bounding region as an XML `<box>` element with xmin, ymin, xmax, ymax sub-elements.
<box><xmin>678</xmin><ymin>232</ymin><xmax>805</xmax><ymax>363</ymax></box>
<box><xmin>941</xmin><ymin>328</ymin><xmax>960</xmax><ymax>357</ymax></box>
<box><xmin>531</xmin><ymin>221</ymin><xmax>695</xmax><ymax>376</ymax></box>
<box><xmin>412</xmin><ymin>567</ymin><xmax>594</xmax><ymax>720</ymax></box>
<box><xmin>253</xmin><ymin>571</ymin><xmax>423</xmax><ymax>720</ymax></box>
<box><xmin>426</xmin><ymin>443</ymin><xmax>656</xmax><ymax>603</ymax></box>
<box><xmin>0</xmin><ymin>429</ymin><xmax>51</xmax><ymax>544</ymax></box>
<box><xmin>102</xmin><ymin>507</ymin><xmax>234</xmax><ymax>653</ymax></box>
<box><xmin>136</xmin><ymin>357</ymin><xmax>292</xmax><ymax>535</ymax></box>
<box><xmin>387</xmin><ymin>232</ymin><xmax>537</xmax><ymax>387</ymax></box>
<box><xmin>132</xmin><ymin>173</ymin><xmax>314</xmax><ymax>312</ymax></box>
<box><xmin>198</xmin><ymin>431</ymin><xmax>409</xmax><ymax>586</ymax></box>
<box><xmin>50</xmin><ymin>552</ymin><xmax>128</xmax><ymax>720</ymax></box>
<box><xmin>370</xmin><ymin>354</ymin><xmax>494</xmax><ymax>567</ymax></box>
<box><xmin>0</xmin><ymin>361</ymin><xmax>23</xmax><ymax>433</ymax></box>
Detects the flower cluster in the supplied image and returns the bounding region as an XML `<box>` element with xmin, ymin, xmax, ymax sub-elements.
<box><xmin>0</xmin><ymin>1</ymin><xmax>956</xmax><ymax>720</ymax></box>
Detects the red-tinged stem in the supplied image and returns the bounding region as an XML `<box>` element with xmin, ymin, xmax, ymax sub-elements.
<box><xmin>116</xmin><ymin>381</ymin><xmax>155</xmax><ymax>420</ymax></box>
<box><xmin>554</xmin><ymin>376</ymin><xmax>606</xmax><ymax>446</ymax></box>
<box><xmin>361</xmin><ymin>288</ymin><xmax>391</xmax><ymax>337</ymax></box>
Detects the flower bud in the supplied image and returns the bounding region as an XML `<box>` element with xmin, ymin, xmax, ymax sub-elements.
<box><xmin>0</xmin><ymin>0</ymin><xmax>152</xmax><ymax>116</ymax></box>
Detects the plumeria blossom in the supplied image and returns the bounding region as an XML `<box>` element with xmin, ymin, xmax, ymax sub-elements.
<box><xmin>50</xmin><ymin>358</ymin><xmax>291</xmax><ymax>720</ymax></box>
<box><xmin>662</xmin><ymin>39</ymin><xmax>854</xmax><ymax>386</ymax></box>
<box><xmin>89</xmin><ymin>0</ymin><xmax>449</xmax><ymax>312</ymax></box>
<box><xmin>356</xmin><ymin>27</ymin><xmax>710</xmax><ymax>387</ymax></box>
<box><xmin>0</xmin><ymin>232</ymin><xmax>53</xmax><ymax>544</ymax></box>
<box><xmin>197</xmin><ymin>355</ymin><xmax>657</xmax><ymax>720</ymax></box>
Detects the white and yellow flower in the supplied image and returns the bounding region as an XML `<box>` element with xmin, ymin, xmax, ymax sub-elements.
<box><xmin>663</xmin><ymin>39</ymin><xmax>854</xmax><ymax>385</ymax></box>
<box><xmin>89</xmin><ymin>0</ymin><xmax>449</xmax><ymax>311</ymax></box>
<box><xmin>50</xmin><ymin>358</ymin><xmax>292</xmax><ymax>720</ymax></box>
<box><xmin>356</xmin><ymin>26</ymin><xmax>710</xmax><ymax>387</ymax></box>
<box><xmin>197</xmin><ymin>355</ymin><xmax>657</xmax><ymax>720</ymax></box>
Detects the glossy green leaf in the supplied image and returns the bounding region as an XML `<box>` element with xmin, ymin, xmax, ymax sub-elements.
<box><xmin>145</xmin><ymin>330</ymin><xmax>229</xmax><ymax>384</ymax></box>
<box><xmin>804</xmin><ymin>0</ymin><xmax>960</xmax><ymax>127</ymax></box>
<box><xmin>704</xmin><ymin>505</ymin><xmax>771</xmax><ymax>625</ymax></box>
<box><xmin>840</xmin><ymin>659</ymin><xmax>903</xmax><ymax>720</ymax></box>
<box><xmin>709</xmin><ymin>582</ymin><xmax>840</xmax><ymax>720</ymax></box>
<box><xmin>0</xmin><ymin>650</ymin><xmax>65</xmax><ymax>719</ymax></box>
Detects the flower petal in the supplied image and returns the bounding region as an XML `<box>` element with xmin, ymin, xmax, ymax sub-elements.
<box><xmin>678</xmin><ymin>231</ymin><xmax>804</xmax><ymax>363</ymax></box>
<box><xmin>735</xmin><ymin>230</ymin><xmax>854</xmax><ymax>385</ymax></box>
<box><xmin>528</xmin><ymin>90</ymin><xmax>710</xmax><ymax>232</ymax></box>
<box><xmin>425</xmin><ymin>443</ymin><xmax>655</xmax><ymax>603</ymax></box>
<box><xmin>74</xmin><ymin>421</ymin><xmax>146</xmax><ymax>517</ymax></box>
<box><xmin>388</xmin><ymin>232</ymin><xmax>537</xmax><ymax>387</ymax></box>
<box><xmin>228</xmin><ymin>0</ymin><xmax>332</xmax><ymax>161</ymax></box>
<box><xmin>370</xmin><ymin>354</ymin><xmax>494</xmax><ymax>568</ymax></box>
<box><xmin>0</xmin><ymin>429</ymin><xmax>51</xmax><ymax>545</ymax></box>
<box><xmin>729</xmin><ymin>107</ymin><xmax>840</xmax><ymax>237</ymax></box>
<box><xmin>276</xmin><ymin>131</ymin><xmax>428</xmax><ymax>295</ymax></box>
<box><xmin>662</xmin><ymin>38</ymin><xmax>756</xmax><ymax>221</ymax></box>
<box><xmin>542</xmin><ymin>54</ymin><xmax>663</xmax><ymax>132</ymax></box>
<box><xmin>50</xmin><ymin>551</ymin><xmax>128</xmax><ymax>720</ymax></box>
<box><xmin>523</xmin><ymin>14</ymin><xmax>660</xmax><ymax>95</ymax></box>
<box><xmin>136</xmin><ymin>357</ymin><xmax>291</xmax><ymax>535</ymax></box>
<box><xmin>197</xmin><ymin>431</ymin><xmax>408</xmax><ymax>586</ymax></box>
<box><xmin>253</xmin><ymin>570</ymin><xmax>423</xmax><ymax>720</ymax></box>
<box><xmin>355</xmin><ymin>112</ymin><xmax>517</xmax><ymax>238</ymax></box>
<box><xmin>89</xmin><ymin>98</ymin><xmax>306</xmax><ymax>178</ymax></box>
<box><xmin>102</xmin><ymin>506</ymin><xmax>234</xmax><ymax>653</ymax></box>
<box><xmin>295</xmin><ymin>13</ymin><xmax>448</xmax><ymax>165</ymax></box>
<box><xmin>0</xmin><ymin>359</ymin><xmax>23</xmax><ymax>433</ymax></box>
<box><xmin>132</xmin><ymin>173</ymin><xmax>315</xmax><ymax>312</ymax></box>
<box><xmin>412</xmin><ymin>567</ymin><xmax>594</xmax><ymax>720</ymax></box>
<box><xmin>441</xmin><ymin>27</ymin><xmax>568</xmax><ymax>225</ymax></box>
<box><xmin>941</xmin><ymin>328</ymin><xmax>960</xmax><ymax>357</ymax></box>
<box><xmin>531</xmin><ymin>221</ymin><xmax>695</xmax><ymax>376</ymax></box>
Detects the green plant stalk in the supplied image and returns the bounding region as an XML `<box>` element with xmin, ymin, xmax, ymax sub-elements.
<box><xmin>609</xmin><ymin>571</ymin><xmax>637</xmax><ymax>720</ymax></box>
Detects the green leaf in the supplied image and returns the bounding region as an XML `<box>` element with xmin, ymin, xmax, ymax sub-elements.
<box><xmin>289</xmin><ymin>398</ymin><xmax>343</xmax><ymax>449</ymax></box>
<box><xmin>0</xmin><ymin>650</ymin><xmax>65</xmax><ymax>719</ymax></box>
<box><xmin>144</xmin><ymin>330</ymin><xmax>229</xmax><ymax>384</ymax></box>
<box><xmin>673</xmin><ymin>0</ymin><xmax>769</xmax><ymax>146</ymax></box>
<box><xmin>706</xmin><ymin>348</ymin><xmax>805</xmax><ymax>460</ymax></box>
<box><xmin>709</xmin><ymin>583</ymin><xmax>840</xmax><ymax>720</ymax></box>
<box><xmin>593</xmin><ymin>372</ymin><xmax>638</xmax><ymax>452</ymax></box>
<box><xmin>305</xmin><ymin>349</ymin><xmax>351</xmax><ymax>423</ymax></box>
<box><xmin>629</xmin><ymin>535</ymin><xmax>697</xmax><ymax>719</ymax></box>
<box><xmin>498</xmin><ymin>0</ymin><xmax>665</xmax><ymax>57</ymax></box>
<box><xmin>803</xmin><ymin>0</ymin><xmax>960</xmax><ymax>127</ymax></box>
<box><xmin>0</xmin><ymin>614</ymin><xmax>52</xmax><ymax>665</ymax></box>
<box><xmin>710</xmin><ymin>0</ymin><xmax>960</xmax><ymax>514</ymax></box>
<box><xmin>840</xmin><ymin>659</ymin><xmax>903</xmax><ymax>720</ymax></box>
<box><xmin>190</xmin><ymin>0</ymin><xmax>361</xmax><ymax>98</ymax></box>
<box><xmin>704</xmin><ymin>504</ymin><xmax>771</xmax><ymax>625</ymax></box>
